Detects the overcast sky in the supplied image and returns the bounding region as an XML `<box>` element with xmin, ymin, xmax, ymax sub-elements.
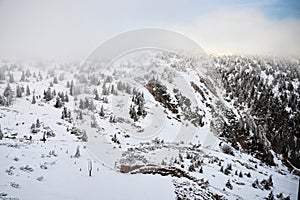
<box><xmin>0</xmin><ymin>0</ymin><xmax>299</xmax><ymax>60</ymax></box>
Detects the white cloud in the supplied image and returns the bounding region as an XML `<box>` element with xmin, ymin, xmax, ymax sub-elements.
<box><xmin>175</xmin><ymin>8</ymin><xmax>300</xmax><ymax>57</ymax></box>
<box><xmin>0</xmin><ymin>1</ymin><xmax>299</xmax><ymax>60</ymax></box>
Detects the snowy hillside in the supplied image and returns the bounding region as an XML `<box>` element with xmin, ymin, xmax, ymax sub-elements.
<box><xmin>0</xmin><ymin>52</ymin><xmax>299</xmax><ymax>200</ymax></box>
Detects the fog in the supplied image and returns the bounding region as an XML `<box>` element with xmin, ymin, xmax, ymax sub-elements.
<box><xmin>0</xmin><ymin>0</ymin><xmax>299</xmax><ymax>60</ymax></box>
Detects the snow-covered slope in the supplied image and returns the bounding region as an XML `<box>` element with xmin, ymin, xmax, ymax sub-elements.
<box><xmin>0</xmin><ymin>52</ymin><xmax>298</xmax><ymax>199</ymax></box>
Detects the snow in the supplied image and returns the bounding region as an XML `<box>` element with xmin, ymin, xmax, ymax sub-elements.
<box><xmin>0</xmin><ymin>53</ymin><xmax>299</xmax><ymax>200</ymax></box>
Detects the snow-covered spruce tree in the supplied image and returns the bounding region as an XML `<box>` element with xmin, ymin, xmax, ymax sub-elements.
<box><xmin>82</xmin><ymin>98</ymin><xmax>88</xmax><ymax>109</ymax></box>
<box><xmin>38</xmin><ymin>71</ymin><xmax>42</xmax><ymax>80</ymax></box>
<box><xmin>125</xmin><ymin>83</ymin><xmax>131</xmax><ymax>94</ymax></box>
<box><xmin>225</xmin><ymin>179</ymin><xmax>233</xmax><ymax>190</ymax></box>
<box><xmin>109</xmin><ymin>115</ymin><xmax>116</xmax><ymax>123</ymax></box>
<box><xmin>53</xmin><ymin>76</ymin><xmax>58</xmax><ymax>84</ymax></box>
<box><xmin>111</xmin><ymin>84</ymin><xmax>118</xmax><ymax>95</ymax></box>
<box><xmin>47</xmin><ymin>68</ymin><xmax>55</xmax><ymax>77</ymax></box>
<box><xmin>36</xmin><ymin>119</ymin><xmax>41</xmax><ymax>128</ymax></box>
<box><xmin>79</xmin><ymin>110</ymin><xmax>83</xmax><ymax>120</ymax></box>
<box><xmin>112</xmin><ymin>134</ymin><xmax>120</xmax><ymax>144</ymax></box>
<box><xmin>3</xmin><ymin>84</ymin><xmax>13</xmax><ymax>106</ymax></box>
<box><xmin>246</xmin><ymin>172</ymin><xmax>251</xmax><ymax>177</ymax></box>
<box><xmin>44</xmin><ymin>88</ymin><xmax>53</xmax><ymax>101</ymax></box>
<box><xmin>0</xmin><ymin>96</ymin><xmax>3</xmax><ymax>106</ymax></box>
<box><xmin>199</xmin><ymin>167</ymin><xmax>203</xmax><ymax>173</ymax></box>
<box><xmin>268</xmin><ymin>175</ymin><xmax>273</xmax><ymax>187</ymax></box>
<box><xmin>26</xmin><ymin>85</ymin><xmax>30</xmax><ymax>96</ymax></box>
<box><xmin>188</xmin><ymin>164</ymin><xmax>195</xmax><ymax>172</ymax></box>
<box><xmin>74</xmin><ymin>146</ymin><xmax>80</xmax><ymax>158</ymax></box>
<box><xmin>90</xmin><ymin>115</ymin><xmax>96</xmax><ymax>128</ymax></box>
<box><xmin>21</xmin><ymin>85</ymin><xmax>25</xmax><ymax>93</ymax></box>
<box><xmin>25</xmin><ymin>69</ymin><xmax>31</xmax><ymax>77</ymax></box>
<box><xmin>117</xmin><ymin>80</ymin><xmax>123</xmax><ymax>91</ymax></box>
<box><xmin>137</xmin><ymin>101</ymin><xmax>146</xmax><ymax>117</ymax></box>
<box><xmin>102</xmin><ymin>96</ymin><xmax>108</xmax><ymax>103</ymax></box>
<box><xmin>88</xmin><ymin>99</ymin><xmax>95</xmax><ymax>111</ymax></box>
<box><xmin>54</xmin><ymin>97</ymin><xmax>63</xmax><ymax>108</ymax></box>
<box><xmin>59</xmin><ymin>73</ymin><xmax>64</xmax><ymax>81</ymax></box>
<box><xmin>30</xmin><ymin>123</ymin><xmax>38</xmax><ymax>133</ymax></box>
<box><xmin>64</xmin><ymin>92</ymin><xmax>69</xmax><ymax>102</ymax></box>
<box><xmin>94</xmin><ymin>89</ymin><xmax>100</xmax><ymax>100</ymax></box>
<box><xmin>0</xmin><ymin>125</ymin><xmax>3</xmax><ymax>140</ymax></box>
<box><xmin>68</xmin><ymin>110</ymin><xmax>71</xmax><ymax>119</ymax></box>
<box><xmin>266</xmin><ymin>191</ymin><xmax>274</xmax><ymax>200</ymax></box>
<box><xmin>70</xmin><ymin>80</ymin><xmax>74</xmax><ymax>96</ymax></box>
<box><xmin>89</xmin><ymin>74</ymin><xmax>99</xmax><ymax>85</ymax></box>
<box><xmin>32</xmin><ymin>94</ymin><xmax>36</xmax><ymax>104</ymax></box>
<box><xmin>130</xmin><ymin>106</ymin><xmax>138</xmax><ymax>121</ymax></box>
<box><xmin>79</xmin><ymin>99</ymin><xmax>84</xmax><ymax>109</ymax></box>
<box><xmin>252</xmin><ymin>179</ymin><xmax>259</xmax><ymax>188</ymax></box>
<box><xmin>0</xmin><ymin>68</ymin><xmax>5</xmax><ymax>80</ymax></box>
<box><xmin>99</xmin><ymin>105</ymin><xmax>105</xmax><ymax>117</ymax></box>
<box><xmin>9</xmin><ymin>73</ymin><xmax>14</xmax><ymax>83</ymax></box>
<box><xmin>220</xmin><ymin>166</ymin><xmax>224</xmax><ymax>173</ymax></box>
<box><xmin>20</xmin><ymin>71</ymin><xmax>25</xmax><ymax>81</ymax></box>
<box><xmin>88</xmin><ymin>160</ymin><xmax>92</xmax><ymax>177</ymax></box>
<box><xmin>57</xmin><ymin>92</ymin><xmax>64</xmax><ymax>102</ymax></box>
<box><xmin>16</xmin><ymin>85</ymin><xmax>22</xmax><ymax>98</ymax></box>
<box><xmin>261</xmin><ymin>177</ymin><xmax>272</xmax><ymax>190</ymax></box>
<box><xmin>239</xmin><ymin>171</ymin><xmax>243</xmax><ymax>178</ymax></box>
<box><xmin>102</xmin><ymin>85</ymin><xmax>109</xmax><ymax>95</ymax></box>
<box><xmin>61</xmin><ymin>107</ymin><xmax>68</xmax><ymax>119</ymax></box>
<box><xmin>80</xmin><ymin>131</ymin><xmax>88</xmax><ymax>142</ymax></box>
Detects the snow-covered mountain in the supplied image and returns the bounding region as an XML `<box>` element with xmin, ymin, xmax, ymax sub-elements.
<box><xmin>0</xmin><ymin>51</ymin><xmax>299</xmax><ymax>199</ymax></box>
